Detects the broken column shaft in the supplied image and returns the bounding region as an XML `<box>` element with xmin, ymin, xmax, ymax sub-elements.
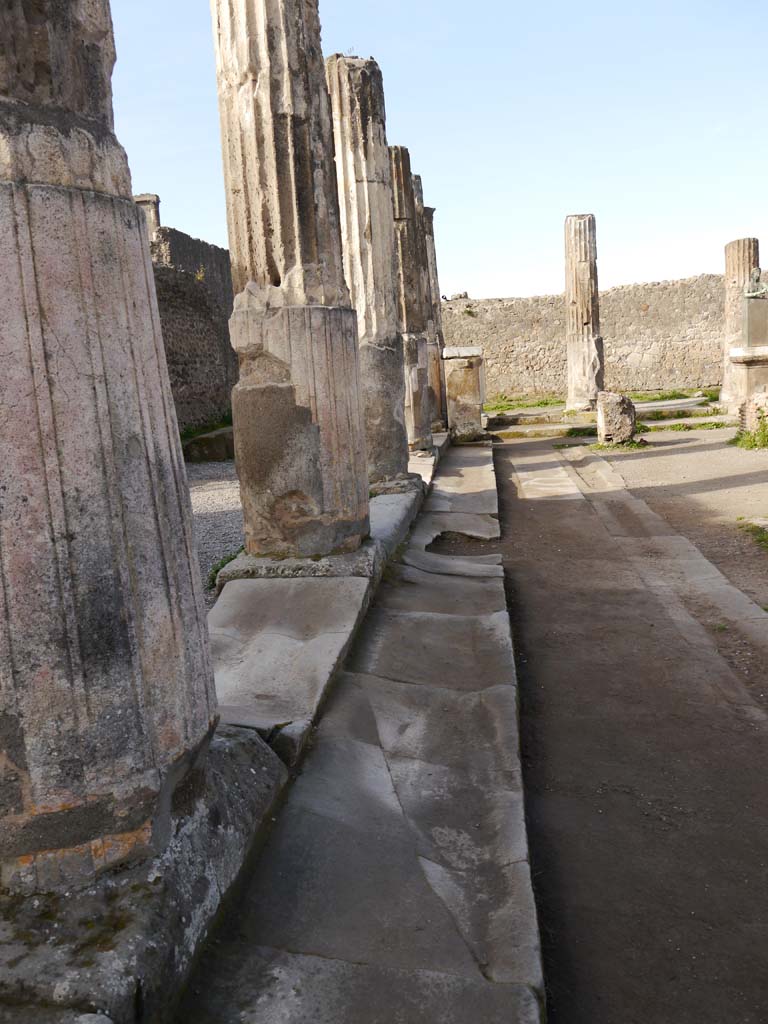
<box><xmin>390</xmin><ymin>147</ymin><xmax>433</xmax><ymax>451</ymax></box>
<box><xmin>565</xmin><ymin>214</ymin><xmax>604</xmax><ymax>411</ymax></box>
<box><xmin>0</xmin><ymin>0</ymin><xmax>216</xmax><ymax>893</ymax></box>
<box><xmin>721</xmin><ymin>238</ymin><xmax>760</xmax><ymax>408</ymax></box>
<box><xmin>211</xmin><ymin>0</ymin><xmax>369</xmax><ymax>557</ymax></box>
<box><xmin>326</xmin><ymin>54</ymin><xmax>410</xmax><ymax>486</ymax></box>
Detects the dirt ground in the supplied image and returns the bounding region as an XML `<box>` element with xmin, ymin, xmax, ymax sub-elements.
<box><xmin>435</xmin><ymin>430</ymin><xmax>768</xmax><ymax>1023</ymax></box>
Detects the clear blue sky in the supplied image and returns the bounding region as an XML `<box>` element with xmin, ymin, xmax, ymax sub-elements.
<box><xmin>112</xmin><ymin>0</ymin><xmax>768</xmax><ymax>298</ymax></box>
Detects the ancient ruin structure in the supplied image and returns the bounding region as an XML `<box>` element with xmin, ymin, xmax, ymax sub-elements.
<box><xmin>729</xmin><ymin>273</ymin><xmax>768</xmax><ymax>414</ymax></box>
<box><xmin>597</xmin><ymin>392</ymin><xmax>637</xmax><ymax>444</ymax></box>
<box><xmin>721</xmin><ymin>238</ymin><xmax>761</xmax><ymax>409</ymax></box>
<box><xmin>443</xmin><ymin>347</ymin><xmax>486</xmax><ymax>441</ymax></box>
<box><xmin>390</xmin><ymin>146</ymin><xmax>433</xmax><ymax>451</ymax></box>
<box><xmin>211</xmin><ymin>0</ymin><xmax>370</xmax><ymax>557</ymax></box>
<box><xmin>326</xmin><ymin>54</ymin><xmax>410</xmax><ymax>486</ymax></box>
<box><xmin>413</xmin><ymin>174</ymin><xmax>444</xmax><ymax>432</ymax></box>
<box><xmin>135</xmin><ymin>192</ymin><xmax>162</xmax><ymax>239</ymax></box>
<box><xmin>565</xmin><ymin>214</ymin><xmax>604</xmax><ymax>411</ymax></box>
<box><xmin>0</xmin><ymin>0</ymin><xmax>217</xmax><ymax>893</ymax></box>
<box><xmin>424</xmin><ymin>204</ymin><xmax>448</xmax><ymax>428</ymax></box>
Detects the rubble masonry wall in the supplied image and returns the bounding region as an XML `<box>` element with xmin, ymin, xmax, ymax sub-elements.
<box><xmin>443</xmin><ymin>273</ymin><xmax>725</xmax><ymax>397</ymax></box>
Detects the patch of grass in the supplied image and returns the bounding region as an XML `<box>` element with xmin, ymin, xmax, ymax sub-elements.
<box><xmin>566</xmin><ymin>426</ymin><xmax>598</xmax><ymax>437</ymax></box>
<box><xmin>732</xmin><ymin>414</ymin><xmax>768</xmax><ymax>449</ymax></box>
<box><xmin>624</xmin><ymin>389</ymin><xmax>693</xmax><ymax>402</ymax></box>
<box><xmin>207</xmin><ymin>547</ymin><xmax>244</xmax><ymax>590</ymax></box>
<box><xmin>740</xmin><ymin>522</ymin><xmax>768</xmax><ymax>554</ymax></box>
<box><xmin>647</xmin><ymin>420</ymin><xmax>731</xmax><ymax>432</ymax></box>
<box><xmin>484</xmin><ymin>394</ymin><xmax>564</xmax><ymax>413</ymax></box>
<box><xmin>713</xmin><ymin>623</ymin><xmax>729</xmax><ymax>633</ymax></box>
<box><xmin>590</xmin><ymin>440</ymin><xmax>648</xmax><ymax>452</ymax></box>
<box><xmin>181</xmin><ymin>410</ymin><xmax>233</xmax><ymax>444</ymax></box>
<box><xmin>463</xmin><ymin>306</ymin><xmax>478</xmax><ymax>318</ymax></box>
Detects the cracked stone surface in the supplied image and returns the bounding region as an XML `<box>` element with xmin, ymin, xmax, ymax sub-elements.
<box><xmin>176</xmin><ymin>445</ymin><xmax>542</xmax><ymax>1022</ymax></box>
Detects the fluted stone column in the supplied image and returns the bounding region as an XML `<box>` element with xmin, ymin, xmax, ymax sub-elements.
<box><xmin>412</xmin><ymin>175</ymin><xmax>443</xmax><ymax>432</ymax></box>
<box><xmin>211</xmin><ymin>0</ymin><xmax>369</xmax><ymax>557</ymax></box>
<box><xmin>390</xmin><ymin>148</ymin><xmax>432</xmax><ymax>451</ymax></box>
<box><xmin>721</xmin><ymin>238</ymin><xmax>760</xmax><ymax>408</ymax></box>
<box><xmin>0</xmin><ymin>1</ymin><xmax>217</xmax><ymax>894</ymax></box>
<box><xmin>423</xmin><ymin>205</ymin><xmax>448</xmax><ymax>429</ymax></box>
<box><xmin>326</xmin><ymin>54</ymin><xmax>410</xmax><ymax>487</ymax></box>
<box><xmin>565</xmin><ymin>214</ymin><xmax>604</xmax><ymax>411</ymax></box>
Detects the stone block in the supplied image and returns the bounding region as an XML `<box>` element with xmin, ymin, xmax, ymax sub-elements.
<box><xmin>443</xmin><ymin>346</ymin><xmax>486</xmax><ymax>441</ymax></box>
<box><xmin>597</xmin><ymin>391</ymin><xmax>637</xmax><ymax>444</ymax></box>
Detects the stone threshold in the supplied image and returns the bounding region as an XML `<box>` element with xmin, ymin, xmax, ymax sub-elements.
<box><xmin>211</xmin><ymin>434</ymin><xmax>451</xmax><ymax>768</ymax></box>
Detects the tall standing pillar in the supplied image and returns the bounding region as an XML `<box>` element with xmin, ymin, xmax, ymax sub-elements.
<box><xmin>565</xmin><ymin>214</ymin><xmax>604</xmax><ymax>411</ymax></box>
<box><xmin>412</xmin><ymin>174</ymin><xmax>444</xmax><ymax>431</ymax></box>
<box><xmin>211</xmin><ymin>0</ymin><xmax>369</xmax><ymax>557</ymax></box>
<box><xmin>423</xmin><ymin>204</ymin><xmax>448</xmax><ymax>429</ymax></box>
<box><xmin>390</xmin><ymin>147</ymin><xmax>433</xmax><ymax>451</ymax></box>
<box><xmin>721</xmin><ymin>238</ymin><xmax>760</xmax><ymax>408</ymax></box>
<box><xmin>326</xmin><ymin>54</ymin><xmax>410</xmax><ymax>486</ymax></box>
<box><xmin>0</xmin><ymin>1</ymin><xmax>216</xmax><ymax>893</ymax></box>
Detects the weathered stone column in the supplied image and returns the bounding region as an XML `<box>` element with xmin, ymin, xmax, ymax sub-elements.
<box><xmin>413</xmin><ymin>174</ymin><xmax>444</xmax><ymax>432</ymax></box>
<box><xmin>135</xmin><ymin>192</ymin><xmax>161</xmax><ymax>240</ymax></box>
<box><xmin>0</xmin><ymin>1</ymin><xmax>216</xmax><ymax>893</ymax></box>
<box><xmin>326</xmin><ymin>54</ymin><xmax>410</xmax><ymax>487</ymax></box>
<box><xmin>565</xmin><ymin>214</ymin><xmax>604</xmax><ymax>411</ymax></box>
<box><xmin>211</xmin><ymin>0</ymin><xmax>369</xmax><ymax>557</ymax></box>
<box><xmin>390</xmin><ymin>146</ymin><xmax>433</xmax><ymax>451</ymax></box>
<box><xmin>721</xmin><ymin>238</ymin><xmax>760</xmax><ymax>407</ymax></box>
<box><xmin>424</xmin><ymin>204</ymin><xmax>448</xmax><ymax>429</ymax></box>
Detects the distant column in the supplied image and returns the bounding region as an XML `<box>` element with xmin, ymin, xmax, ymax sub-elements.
<box><xmin>134</xmin><ymin>193</ymin><xmax>161</xmax><ymax>240</ymax></box>
<box><xmin>423</xmin><ymin>204</ymin><xmax>448</xmax><ymax>429</ymax></box>
<box><xmin>0</xmin><ymin>0</ymin><xmax>216</xmax><ymax>893</ymax></box>
<box><xmin>390</xmin><ymin>147</ymin><xmax>433</xmax><ymax>451</ymax></box>
<box><xmin>326</xmin><ymin>54</ymin><xmax>410</xmax><ymax>486</ymax></box>
<box><xmin>413</xmin><ymin>174</ymin><xmax>444</xmax><ymax>431</ymax></box>
<box><xmin>721</xmin><ymin>238</ymin><xmax>760</xmax><ymax>407</ymax></box>
<box><xmin>211</xmin><ymin>0</ymin><xmax>369</xmax><ymax>557</ymax></box>
<box><xmin>565</xmin><ymin>214</ymin><xmax>604</xmax><ymax>411</ymax></box>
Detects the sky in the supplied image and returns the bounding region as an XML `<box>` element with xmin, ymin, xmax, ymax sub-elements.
<box><xmin>112</xmin><ymin>0</ymin><xmax>768</xmax><ymax>299</ymax></box>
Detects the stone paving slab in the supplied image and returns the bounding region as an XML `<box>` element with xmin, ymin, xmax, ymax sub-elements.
<box><xmin>211</xmin><ymin>577</ymin><xmax>370</xmax><ymax>730</ymax></box>
<box><xmin>425</xmin><ymin>445</ymin><xmax>499</xmax><ymax>514</ymax></box>
<box><xmin>376</xmin><ymin>563</ymin><xmax>508</xmax><ymax>616</ymax></box>
<box><xmin>350</xmin><ymin>608</ymin><xmax>517</xmax><ymax>690</ymax></box>
<box><xmin>179</xmin><ymin>946</ymin><xmax>542</xmax><ymax>1024</ymax></box>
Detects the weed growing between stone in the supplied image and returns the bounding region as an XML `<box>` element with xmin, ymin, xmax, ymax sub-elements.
<box><xmin>566</xmin><ymin>426</ymin><xmax>598</xmax><ymax>438</ymax></box>
<box><xmin>731</xmin><ymin>414</ymin><xmax>768</xmax><ymax>449</ymax></box>
<box><xmin>739</xmin><ymin>522</ymin><xmax>768</xmax><ymax>553</ymax></box>
<box><xmin>207</xmin><ymin>547</ymin><xmax>244</xmax><ymax>590</ymax></box>
<box><xmin>623</xmin><ymin>388</ymin><xmax>719</xmax><ymax>403</ymax></box>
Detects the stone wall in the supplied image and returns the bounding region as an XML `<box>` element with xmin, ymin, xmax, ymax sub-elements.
<box><xmin>152</xmin><ymin>227</ymin><xmax>234</xmax><ymax>317</ymax></box>
<box><xmin>443</xmin><ymin>274</ymin><xmax>726</xmax><ymax>397</ymax></box>
<box><xmin>153</xmin><ymin>265</ymin><xmax>237</xmax><ymax>432</ymax></box>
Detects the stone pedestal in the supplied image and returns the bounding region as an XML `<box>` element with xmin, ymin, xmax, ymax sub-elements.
<box><xmin>597</xmin><ymin>392</ymin><xmax>637</xmax><ymax>444</ymax></box>
<box><xmin>444</xmin><ymin>347</ymin><xmax>486</xmax><ymax>441</ymax></box>
<box><xmin>211</xmin><ymin>0</ymin><xmax>369</xmax><ymax>557</ymax></box>
<box><xmin>326</xmin><ymin>55</ymin><xmax>410</xmax><ymax>486</ymax></box>
<box><xmin>0</xmin><ymin>0</ymin><xmax>216</xmax><ymax>893</ymax></box>
<box><xmin>565</xmin><ymin>214</ymin><xmax>604</xmax><ymax>411</ymax></box>
<box><xmin>390</xmin><ymin>146</ymin><xmax>433</xmax><ymax>451</ymax></box>
<box><xmin>728</xmin><ymin>295</ymin><xmax>768</xmax><ymax>414</ymax></box>
<box><xmin>722</xmin><ymin>238</ymin><xmax>760</xmax><ymax>409</ymax></box>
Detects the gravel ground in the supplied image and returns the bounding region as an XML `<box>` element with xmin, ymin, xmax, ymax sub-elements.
<box><xmin>187</xmin><ymin>461</ymin><xmax>243</xmax><ymax>607</ymax></box>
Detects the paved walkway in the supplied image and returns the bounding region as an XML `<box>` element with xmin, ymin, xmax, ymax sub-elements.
<box><xmin>497</xmin><ymin>439</ymin><xmax>768</xmax><ymax>1024</ymax></box>
<box><xmin>177</xmin><ymin>446</ymin><xmax>543</xmax><ymax>1024</ymax></box>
